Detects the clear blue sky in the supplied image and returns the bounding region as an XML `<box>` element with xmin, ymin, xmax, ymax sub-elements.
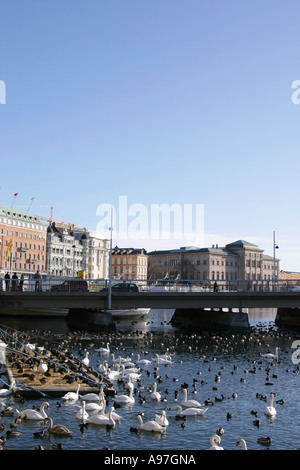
<box><xmin>1</xmin><ymin>0</ymin><xmax>300</xmax><ymax>270</ymax></box>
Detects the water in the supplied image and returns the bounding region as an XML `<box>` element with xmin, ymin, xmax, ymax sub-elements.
<box><xmin>0</xmin><ymin>308</ymin><xmax>299</xmax><ymax>451</ymax></box>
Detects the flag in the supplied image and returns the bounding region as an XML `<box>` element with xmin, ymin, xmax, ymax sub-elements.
<box><xmin>14</xmin><ymin>193</ymin><xmax>18</xmax><ymax>197</ymax></box>
<box><xmin>5</xmin><ymin>237</ymin><xmax>13</xmax><ymax>261</ymax></box>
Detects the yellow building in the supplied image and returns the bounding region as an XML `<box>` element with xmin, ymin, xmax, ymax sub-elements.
<box><xmin>112</xmin><ymin>246</ymin><xmax>148</xmax><ymax>280</ymax></box>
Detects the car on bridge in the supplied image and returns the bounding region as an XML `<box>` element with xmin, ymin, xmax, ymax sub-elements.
<box><xmin>50</xmin><ymin>280</ymin><xmax>89</xmax><ymax>292</ymax></box>
<box><xmin>101</xmin><ymin>282</ymin><xmax>139</xmax><ymax>292</ymax></box>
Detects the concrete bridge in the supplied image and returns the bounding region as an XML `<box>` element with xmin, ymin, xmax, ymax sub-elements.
<box><xmin>1</xmin><ymin>289</ymin><xmax>300</xmax><ymax>310</ymax></box>
<box><xmin>1</xmin><ymin>287</ymin><xmax>300</xmax><ymax>330</ymax></box>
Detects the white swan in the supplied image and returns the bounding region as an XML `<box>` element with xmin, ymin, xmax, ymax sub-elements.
<box><xmin>181</xmin><ymin>388</ymin><xmax>203</xmax><ymax>408</ymax></box>
<box><xmin>168</xmin><ymin>405</ymin><xmax>208</xmax><ymax>417</ymax></box>
<box><xmin>82</xmin><ymin>351</ymin><xmax>90</xmax><ymax>367</ymax></box>
<box><xmin>0</xmin><ymin>387</ymin><xmax>12</xmax><ymax>397</ymax></box>
<box><xmin>113</xmin><ymin>388</ymin><xmax>135</xmax><ymax>405</ymax></box>
<box><xmin>261</xmin><ymin>347</ymin><xmax>279</xmax><ymax>361</ymax></box>
<box><xmin>38</xmin><ymin>360</ymin><xmax>48</xmax><ymax>373</ymax></box>
<box><xmin>95</xmin><ymin>343</ymin><xmax>110</xmax><ymax>354</ymax></box>
<box><xmin>264</xmin><ymin>393</ymin><xmax>277</xmax><ymax>417</ymax></box>
<box><xmin>84</xmin><ymin>398</ymin><xmax>105</xmax><ymax>413</ymax></box>
<box><xmin>136</xmin><ymin>354</ymin><xmax>152</xmax><ymax>366</ymax></box>
<box><xmin>104</xmin><ymin>365</ymin><xmax>121</xmax><ymax>381</ymax></box>
<box><xmin>98</xmin><ymin>361</ymin><xmax>108</xmax><ymax>374</ymax></box>
<box><xmin>102</xmin><ymin>402</ymin><xmax>122</xmax><ymax>422</ymax></box>
<box><xmin>125</xmin><ymin>374</ymin><xmax>134</xmax><ymax>393</ymax></box>
<box><xmin>17</xmin><ymin>402</ymin><xmax>50</xmax><ymax>420</ymax></box>
<box><xmin>137</xmin><ymin>414</ymin><xmax>165</xmax><ymax>433</ymax></box>
<box><xmin>76</xmin><ymin>401</ymin><xmax>89</xmax><ymax>421</ymax></box>
<box><xmin>150</xmin><ymin>382</ymin><xmax>161</xmax><ymax>401</ymax></box>
<box><xmin>87</xmin><ymin>406</ymin><xmax>116</xmax><ymax>427</ymax></box>
<box><xmin>120</xmin><ymin>364</ymin><xmax>141</xmax><ymax>381</ymax></box>
<box><xmin>81</xmin><ymin>386</ymin><xmax>105</xmax><ymax>402</ymax></box>
<box><xmin>153</xmin><ymin>353</ymin><xmax>173</xmax><ymax>365</ymax></box>
<box><xmin>155</xmin><ymin>410</ymin><xmax>169</xmax><ymax>427</ymax></box>
<box><xmin>62</xmin><ymin>383</ymin><xmax>81</xmax><ymax>401</ymax></box>
<box><xmin>236</xmin><ymin>439</ymin><xmax>247</xmax><ymax>450</ymax></box>
<box><xmin>209</xmin><ymin>434</ymin><xmax>224</xmax><ymax>450</ymax></box>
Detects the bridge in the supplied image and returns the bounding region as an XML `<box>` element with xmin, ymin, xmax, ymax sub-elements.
<box><xmin>1</xmin><ymin>289</ymin><xmax>300</xmax><ymax>311</ymax></box>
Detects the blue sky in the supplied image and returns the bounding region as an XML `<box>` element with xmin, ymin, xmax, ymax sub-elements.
<box><xmin>1</xmin><ymin>0</ymin><xmax>300</xmax><ymax>270</ymax></box>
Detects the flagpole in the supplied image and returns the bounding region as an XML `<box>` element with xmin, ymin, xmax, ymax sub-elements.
<box><xmin>27</xmin><ymin>197</ymin><xmax>35</xmax><ymax>212</ymax></box>
<box><xmin>11</xmin><ymin>193</ymin><xmax>18</xmax><ymax>208</ymax></box>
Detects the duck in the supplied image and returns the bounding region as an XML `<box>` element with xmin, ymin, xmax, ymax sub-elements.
<box><xmin>257</xmin><ymin>436</ymin><xmax>272</xmax><ymax>446</ymax></box>
<box><xmin>154</xmin><ymin>410</ymin><xmax>169</xmax><ymax>427</ymax></box>
<box><xmin>236</xmin><ymin>439</ymin><xmax>247</xmax><ymax>450</ymax></box>
<box><xmin>87</xmin><ymin>406</ymin><xmax>116</xmax><ymax>427</ymax></box>
<box><xmin>137</xmin><ymin>414</ymin><xmax>165</xmax><ymax>433</ymax></box>
<box><xmin>264</xmin><ymin>393</ymin><xmax>277</xmax><ymax>417</ymax></box>
<box><xmin>62</xmin><ymin>383</ymin><xmax>81</xmax><ymax>402</ymax></box>
<box><xmin>114</xmin><ymin>388</ymin><xmax>135</xmax><ymax>406</ymax></box>
<box><xmin>209</xmin><ymin>434</ymin><xmax>224</xmax><ymax>450</ymax></box>
<box><xmin>16</xmin><ymin>402</ymin><xmax>50</xmax><ymax>421</ymax></box>
<box><xmin>168</xmin><ymin>405</ymin><xmax>208</xmax><ymax>417</ymax></box>
<box><xmin>151</xmin><ymin>382</ymin><xmax>161</xmax><ymax>401</ymax></box>
<box><xmin>44</xmin><ymin>417</ymin><xmax>73</xmax><ymax>437</ymax></box>
<box><xmin>181</xmin><ymin>388</ymin><xmax>203</xmax><ymax>408</ymax></box>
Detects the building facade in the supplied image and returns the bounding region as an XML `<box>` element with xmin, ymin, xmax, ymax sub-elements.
<box><xmin>112</xmin><ymin>246</ymin><xmax>148</xmax><ymax>280</ymax></box>
<box><xmin>148</xmin><ymin>240</ymin><xmax>280</xmax><ymax>281</ymax></box>
<box><xmin>46</xmin><ymin>223</ymin><xmax>109</xmax><ymax>279</ymax></box>
<box><xmin>0</xmin><ymin>206</ymin><xmax>47</xmax><ymax>277</ymax></box>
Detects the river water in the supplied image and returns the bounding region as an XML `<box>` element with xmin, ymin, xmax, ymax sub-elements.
<box><xmin>0</xmin><ymin>308</ymin><xmax>299</xmax><ymax>451</ymax></box>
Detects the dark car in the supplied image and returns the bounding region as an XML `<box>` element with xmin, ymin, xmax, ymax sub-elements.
<box><xmin>101</xmin><ymin>282</ymin><xmax>139</xmax><ymax>292</ymax></box>
<box><xmin>50</xmin><ymin>280</ymin><xmax>89</xmax><ymax>292</ymax></box>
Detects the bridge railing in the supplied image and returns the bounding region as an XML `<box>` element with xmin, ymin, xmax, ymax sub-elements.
<box><xmin>1</xmin><ymin>276</ymin><xmax>300</xmax><ymax>293</ymax></box>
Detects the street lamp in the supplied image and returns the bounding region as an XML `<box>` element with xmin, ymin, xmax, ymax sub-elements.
<box><xmin>108</xmin><ymin>209</ymin><xmax>113</xmax><ymax>310</ymax></box>
<box><xmin>273</xmin><ymin>231</ymin><xmax>279</xmax><ymax>288</ymax></box>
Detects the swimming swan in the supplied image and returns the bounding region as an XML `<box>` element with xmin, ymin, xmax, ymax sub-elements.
<box><xmin>95</xmin><ymin>343</ymin><xmax>110</xmax><ymax>354</ymax></box>
<box><xmin>137</xmin><ymin>414</ymin><xmax>166</xmax><ymax>433</ymax></box>
<box><xmin>155</xmin><ymin>410</ymin><xmax>169</xmax><ymax>427</ymax></box>
<box><xmin>113</xmin><ymin>388</ymin><xmax>135</xmax><ymax>405</ymax></box>
<box><xmin>76</xmin><ymin>401</ymin><xmax>89</xmax><ymax>421</ymax></box>
<box><xmin>209</xmin><ymin>434</ymin><xmax>224</xmax><ymax>450</ymax></box>
<box><xmin>44</xmin><ymin>417</ymin><xmax>73</xmax><ymax>437</ymax></box>
<box><xmin>236</xmin><ymin>439</ymin><xmax>247</xmax><ymax>450</ymax></box>
<box><xmin>261</xmin><ymin>347</ymin><xmax>279</xmax><ymax>361</ymax></box>
<box><xmin>136</xmin><ymin>354</ymin><xmax>152</xmax><ymax>366</ymax></box>
<box><xmin>87</xmin><ymin>407</ymin><xmax>116</xmax><ymax>427</ymax></box>
<box><xmin>264</xmin><ymin>393</ymin><xmax>277</xmax><ymax>417</ymax></box>
<box><xmin>181</xmin><ymin>388</ymin><xmax>204</xmax><ymax>408</ymax></box>
<box><xmin>62</xmin><ymin>383</ymin><xmax>81</xmax><ymax>401</ymax></box>
<box><xmin>168</xmin><ymin>405</ymin><xmax>208</xmax><ymax>417</ymax></box>
<box><xmin>17</xmin><ymin>402</ymin><xmax>50</xmax><ymax>421</ymax></box>
<box><xmin>150</xmin><ymin>382</ymin><xmax>161</xmax><ymax>401</ymax></box>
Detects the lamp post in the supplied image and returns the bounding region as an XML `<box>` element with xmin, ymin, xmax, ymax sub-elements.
<box><xmin>273</xmin><ymin>231</ymin><xmax>279</xmax><ymax>290</ymax></box>
<box><xmin>108</xmin><ymin>209</ymin><xmax>113</xmax><ymax>309</ymax></box>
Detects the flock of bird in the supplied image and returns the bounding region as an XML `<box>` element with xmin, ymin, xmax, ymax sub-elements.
<box><xmin>0</xmin><ymin>321</ymin><xmax>295</xmax><ymax>450</ymax></box>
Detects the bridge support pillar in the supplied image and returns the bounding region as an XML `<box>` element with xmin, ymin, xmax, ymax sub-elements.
<box><xmin>275</xmin><ymin>308</ymin><xmax>300</xmax><ymax>329</ymax></box>
<box><xmin>171</xmin><ymin>308</ymin><xmax>249</xmax><ymax>330</ymax></box>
